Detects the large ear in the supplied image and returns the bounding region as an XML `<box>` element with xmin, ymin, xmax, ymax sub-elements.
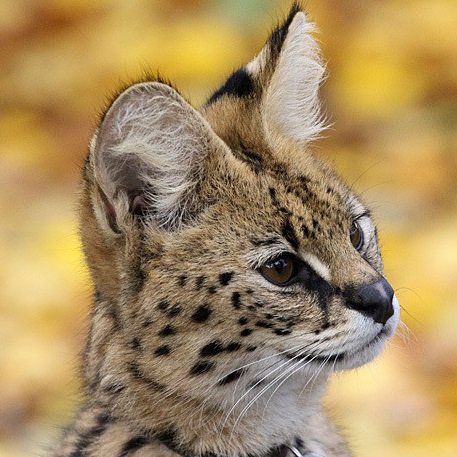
<box><xmin>206</xmin><ymin>4</ymin><xmax>326</xmax><ymax>149</ymax></box>
<box><xmin>259</xmin><ymin>10</ymin><xmax>327</xmax><ymax>147</ymax></box>
<box><xmin>89</xmin><ymin>82</ymin><xmax>223</xmax><ymax>233</ymax></box>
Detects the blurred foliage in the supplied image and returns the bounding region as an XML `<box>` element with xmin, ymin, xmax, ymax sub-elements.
<box><xmin>0</xmin><ymin>1</ymin><xmax>456</xmax><ymax>456</ymax></box>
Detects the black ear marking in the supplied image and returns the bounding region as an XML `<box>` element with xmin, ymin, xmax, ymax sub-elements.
<box><xmin>208</xmin><ymin>68</ymin><xmax>255</xmax><ymax>104</ymax></box>
<box><xmin>267</xmin><ymin>2</ymin><xmax>302</xmax><ymax>69</ymax></box>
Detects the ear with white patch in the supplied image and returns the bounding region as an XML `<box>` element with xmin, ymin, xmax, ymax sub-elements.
<box><xmin>248</xmin><ymin>9</ymin><xmax>326</xmax><ymax>146</ymax></box>
<box><xmin>263</xmin><ymin>12</ymin><xmax>326</xmax><ymax>145</ymax></box>
<box><xmin>90</xmin><ymin>82</ymin><xmax>221</xmax><ymax>233</ymax></box>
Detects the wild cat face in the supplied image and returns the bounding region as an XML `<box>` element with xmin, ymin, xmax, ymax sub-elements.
<box><xmin>80</xmin><ymin>3</ymin><xmax>399</xmax><ymax>410</ymax></box>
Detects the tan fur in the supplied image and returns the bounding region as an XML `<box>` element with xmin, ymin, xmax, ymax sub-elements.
<box><xmin>54</xmin><ymin>4</ymin><xmax>399</xmax><ymax>457</ymax></box>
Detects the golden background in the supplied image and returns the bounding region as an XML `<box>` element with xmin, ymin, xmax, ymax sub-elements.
<box><xmin>1</xmin><ymin>1</ymin><xmax>456</xmax><ymax>456</ymax></box>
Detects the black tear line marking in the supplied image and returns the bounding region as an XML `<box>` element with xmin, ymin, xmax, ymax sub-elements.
<box><xmin>282</xmin><ymin>219</ymin><xmax>300</xmax><ymax>250</ymax></box>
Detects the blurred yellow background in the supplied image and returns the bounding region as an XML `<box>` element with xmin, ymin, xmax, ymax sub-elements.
<box><xmin>0</xmin><ymin>1</ymin><xmax>456</xmax><ymax>456</ymax></box>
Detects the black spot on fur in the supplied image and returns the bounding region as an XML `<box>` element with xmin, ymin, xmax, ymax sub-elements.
<box><xmin>190</xmin><ymin>360</ymin><xmax>215</xmax><ymax>375</ymax></box>
<box><xmin>178</xmin><ymin>275</ymin><xmax>187</xmax><ymax>287</ymax></box>
<box><xmin>301</xmin><ymin>224</ymin><xmax>311</xmax><ymax>239</ymax></box>
<box><xmin>282</xmin><ymin>219</ymin><xmax>300</xmax><ymax>250</ymax></box>
<box><xmin>274</xmin><ymin>328</ymin><xmax>292</xmax><ymax>336</ymax></box>
<box><xmin>219</xmin><ymin>271</ymin><xmax>234</xmax><ymax>286</ymax></box>
<box><xmin>155</xmin><ymin>429</ymin><xmax>178</xmax><ymax>451</ymax></box>
<box><xmin>240</xmin><ymin>328</ymin><xmax>253</xmax><ymax>337</ymax></box>
<box><xmin>130</xmin><ymin>265</ymin><xmax>146</xmax><ymax>294</ymax></box>
<box><xmin>196</xmin><ymin>275</ymin><xmax>206</xmax><ymax>290</ymax></box>
<box><xmin>158</xmin><ymin>324</ymin><xmax>176</xmax><ymax>337</ymax></box>
<box><xmin>232</xmin><ymin>143</ymin><xmax>264</xmax><ymax>173</ymax></box>
<box><xmin>128</xmin><ymin>361</ymin><xmax>165</xmax><ymax>391</ymax></box>
<box><xmin>264</xmin><ymin>313</ymin><xmax>274</xmax><ymax>320</ymax></box>
<box><xmin>208</xmin><ymin>67</ymin><xmax>254</xmax><ymax>103</ymax></box>
<box><xmin>69</xmin><ymin>412</ymin><xmax>111</xmax><ymax>457</ymax></box>
<box><xmin>200</xmin><ymin>340</ymin><xmax>224</xmax><ymax>357</ymax></box>
<box><xmin>231</xmin><ymin>292</ymin><xmax>241</xmax><ymax>309</ymax></box>
<box><xmin>255</xmin><ymin>320</ymin><xmax>272</xmax><ymax>329</ymax></box>
<box><xmin>272</xmin><ymin>162</ymin><xmax>288</xmax><ymax>176</ymax></box>
<box><xmin>192</xmin><ymin>304</ymin><xmax>212</xmax><ymax>323</ymax></box>
<box><xmin>167</xmin><ymin>304</ymin><xmax>182</xmax><ymax>317</ymax></box>
<box><xmin>119</xmin><ymin>436</ymin><xmax>152</xmax><ymax>457</ymax></box>
<box><xmin>238</xmin><ymin>316</ymin><xmax>249</xmax><ymax>325</ymax></box>
<box><xmin>158</xmin><ymin>300</ymin><xmax>169</xmax><ymax>311</ymax></box>
<box><xmin>128</xmin><ymin>337</ymin><xmax>141</xmax><ymax>350</ymax></box>
<box><xmin>225</xmin><ymin>342</ymin><xmax>241</xmax><ymax>352</ymax></box>
<box><xmin>207</xmin><ymin>286</ymin><xmax>217</xmax><ymax>294</ymax></box>
<box><xmin>142</xmin><ymin>318</ymin><xmax>153</xmax><ymax>327</ymax></box>
<box><xmin>154</xmin><ymin>345</ymin><xmax>171</xmax><ymax>356</ymax></box>
<box><xmin>246</xmin><ymin>345</ymin><xmax>257</xmax><ymax>352</ymax></box>
<box><xmin>218</xmin><ymin>368</ymin><xmax>246</xmax><ymax>385</ymax></box>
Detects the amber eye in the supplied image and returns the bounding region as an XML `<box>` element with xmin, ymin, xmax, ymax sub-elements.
<box><xmin>350</xmin><ymin>220</ymin><xmax>364</xmax><ymax>251</ymax></box>
<box><xmin>259</xmin><ymin>253</ymin><xmax>296</xmax><ymax>286</ymax></box>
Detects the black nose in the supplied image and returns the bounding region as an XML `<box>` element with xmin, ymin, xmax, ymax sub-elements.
<box><xmin>346</xmin><ymin>278</ymin><xmax>394</xmax><ymax>325</ymax></box>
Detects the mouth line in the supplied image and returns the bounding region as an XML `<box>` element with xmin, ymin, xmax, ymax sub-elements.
<box><xmin>284</xmin><ymin>328</ymin><xmax>387</xmax><ymax>365</ymax></box>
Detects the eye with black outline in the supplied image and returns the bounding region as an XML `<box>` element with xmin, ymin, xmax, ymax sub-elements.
<box><xmin>350</xmin><ymin>220</ymin><xmax>364</xmax><ymax>251</ymax></box>
<box><xmin>258</xmin><ymin>253</ymin><xmax>298</xmax><ymax>286</ymax></box>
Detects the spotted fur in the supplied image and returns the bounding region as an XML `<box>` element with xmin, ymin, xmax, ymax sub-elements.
<box><xmin>55</xmin><ymin>4</ymin><xmax>399</xmax><ymax>457</ymax></box>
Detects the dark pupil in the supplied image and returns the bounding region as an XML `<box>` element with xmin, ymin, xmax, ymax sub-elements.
<box><xmin>272</xmin><ymin>258</ymin><xmax>287</xmax><ymax>273</ymax></box>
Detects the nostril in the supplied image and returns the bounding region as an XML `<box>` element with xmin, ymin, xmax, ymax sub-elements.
<box><xmin>346</xmin><ymin>278</ymin><xmax>394</xmax><ymax>325</ymax></box>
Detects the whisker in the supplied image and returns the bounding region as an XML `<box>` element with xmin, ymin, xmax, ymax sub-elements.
<box><xmin>230</xmin><ymin>345</ymin><xmax>325</xmax><ymax>433</ymax></box>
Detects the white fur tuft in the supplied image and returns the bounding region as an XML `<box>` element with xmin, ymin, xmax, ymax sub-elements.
<box><xmin>93</xmin><ymin>83</ymin><xmax>216</xmax><ymax>230</ymax></box>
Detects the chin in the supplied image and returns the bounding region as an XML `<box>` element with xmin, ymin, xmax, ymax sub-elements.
<box><xmin>335</xmin><ymin>331</ymin><xmax>388</xmax><ymax>371</ymax></box>
<box><xmin>335</xmin><ymin>296</ymin><xmax>401</xmax><ymax>371</ymax></box>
